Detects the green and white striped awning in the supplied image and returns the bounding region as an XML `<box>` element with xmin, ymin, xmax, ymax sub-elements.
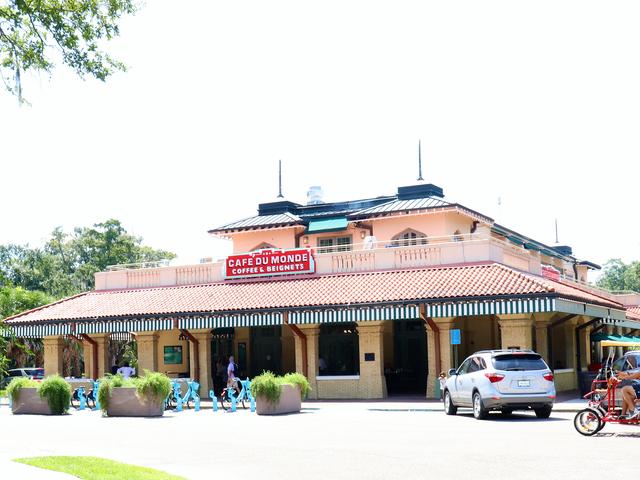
<box><xmin>179</xmin><ymin>312</ymin><xmax>283</xmax><ymax>330</ymax></box>
<box><xmin>76</xmin><ymin>318</ymin><xmax>174</xmax><ymax>335</ymax></box>
<box><xmin>425</xmin><ymin>298</ymin><xmax>556</xmax><ymax>318</ymax></box>
<box><xmin>7</xmin><ymin>323</ymin><xmax>72</xmax><ymax>338</ymax></box>
<box><xmin>290</xmin><ymin>305</ymin><xmax>419</xmax><ymax>324</ymax></box>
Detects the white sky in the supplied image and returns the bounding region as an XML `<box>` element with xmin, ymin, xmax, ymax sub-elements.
<box><xmin>1</xmin><ymin>1</ymin><xmax>639</xmax><ymax>273</ymax></box>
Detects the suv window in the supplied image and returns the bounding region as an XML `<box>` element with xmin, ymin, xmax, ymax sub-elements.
<box><xmin>467</xmin><ymin>357</ymin><xmax>486</xmax><ymax>373</ymax></box>
<box><xmin>613</xmin><ymin>355</ymin><xmax>640</xmax><ymax>372</ymax></box>
<box><xmin>492</xmin><ymin>354</ymin><xmax>547</xmax><ymax>371</ymax></box>
<box><xmin>457</xmin><ymin>358</ymin><xmax>472</xmax><ymax>375</ymax></box>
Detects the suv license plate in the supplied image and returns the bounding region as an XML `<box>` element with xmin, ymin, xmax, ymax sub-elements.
<box><xmin>517</xmin><ymin>380</ymin><xmax>530</xmax><ymax>387</ymax></box>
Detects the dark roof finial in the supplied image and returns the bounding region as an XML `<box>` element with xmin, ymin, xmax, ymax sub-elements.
<box><xmin>417</xmin><ymin>140</ymin><xmax>424</xmax><ymax>182</ymax></box>
<box><xmin>277</xmin><ymin>159</ymin><xmax>284</xmax><ymax>198</ymax></box>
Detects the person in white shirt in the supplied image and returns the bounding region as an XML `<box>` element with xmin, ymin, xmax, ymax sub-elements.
<box><xmin>117</xmin><ymin>362</ymin><xmax>135</xmax><ymax>379</ymax></box>
<box><xmin>227</xmin><ymin>356</ymin><xmax>236</xmax><ymax>387</ymax></box>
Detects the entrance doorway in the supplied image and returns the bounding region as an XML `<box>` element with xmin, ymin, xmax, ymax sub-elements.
<box><xmin>211</xmin><ymin>328</ymin><xmax>234</xmax><ymax>394</ymax></box>
<box><xmin>250</xmin><ymin>326</ymin><xmax>282</xmax><ymax>376</ymax></box>
<box><xmin>387</xmin><ymin>320</ymin><xmax>427</xmax><ymax>395</ymax></box>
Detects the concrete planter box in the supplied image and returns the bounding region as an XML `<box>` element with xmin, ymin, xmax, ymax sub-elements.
<box><xmin>105</xmin><ymin>388</ymin><xmax>164</xmax><ymax>417</ymax></box>
<box><xmin>11</xmin><ymin>388</ymin><xmax>53</xmax><ymax>415</ymax></box>
<box><xmin>256</xmin><ymin>384</ymin><xmax>301</xmax><ymax>415</ymax></box>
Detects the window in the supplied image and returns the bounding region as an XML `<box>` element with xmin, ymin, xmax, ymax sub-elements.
<box><xmin>492</xmin><ymin>354</ymin><xmax>547</xmax><ymax>371</ymax></box>
<box><xmin>457</xmin><ymin>358</ymin><xmax>472</xmax><ymax>375</ymax></box>
<box><xmin>467</xmin><ymin>357</ymin><xmax>486</xmax><ymax>373</ymax></box>
<box><xmin>453</xmin><ymin>230</ymin><xmax>463</xmax><ymax>242</ymax></box>
<box><xmin>318</xmin><ymin>323</ymin><xmax>359</xmax><ymax>375</ymax></box>
<box><xmin>251</xmin><ymin>242</ymin><xmax>276</xmax><ymax>251</ymax></box>
<box><xmin>317</xmin><ymin>235</ymin><xmax>352</xmax><ymax>254</ymax></box>
<box><xmin>163</xmin><ymin>346</ymin><xmax>183</xmax><ymax>365</ymax></box>
<box><xmin>392</xmin><ymin>229</ymin><xmax>428</xmax><ymax>246</ymax></box>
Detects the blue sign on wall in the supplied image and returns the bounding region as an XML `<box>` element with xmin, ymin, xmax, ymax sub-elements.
<box><xmin>450</xmin><ymin>329</ymin><xmax>461</xmax><ymax>345</ymax></box>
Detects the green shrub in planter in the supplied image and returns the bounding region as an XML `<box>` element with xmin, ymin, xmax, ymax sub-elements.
<box><xmin>7</xmin><ymin>375</ymin><xmax>71</xmax><ymax>415</ymax></box>
<box><xmin>38</xmin><ymin>375</ymin><xmax>72</xmax><ymax>415</ymax></box>
<box><xmin>283</xmin><ymin>373</ymin><xmax>311</xmax><ymax>399</ymax></box>
<box><xmin>250</xmin><ymin>371</ymin><xmax>311</xmax><ymax>404</ymax></box>
<box><xmin>250</xmin><ymin>371</ymin><xmax>282</xmax><ymax>404</ymax></box>
<box><xmin>97</xmin><ymin>371</ymin><xmax>171</xmax><ymax>413</ymax></box>
<box><xmin>6</xmin><ymin>377</ymin><xmax>38</xmax><ymax>402</ymax></box>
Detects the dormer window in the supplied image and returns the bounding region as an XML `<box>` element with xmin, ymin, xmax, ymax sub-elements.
<box><xmin>251</xmin><ymin>242</ymin><xmax>276</xmax><ymax>251</ymax></box>
<box><xmin>393</xmin><ymin>229</ymin><xmax>428</xmax><ymax>246</ymax></box>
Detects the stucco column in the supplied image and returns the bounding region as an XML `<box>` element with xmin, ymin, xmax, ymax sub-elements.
<box><xmin>579</xmin><ymin>323</ymin><xmax>591</xmax><ymax>371</ymax></box>
<box><xmin>433</xmin><ymin>317</ymin><xmax>455</xmax><ymax>373</ymax></box>
<box><xmin>564</xmin><ymin>318</ymin><xmax>578</xmax><ymax>372</ymax></box>
<box><xmin>82</xmin><ymin>337</ymin><xmax>95</xmax><ymax>379</ymax></box>
<box><xmin>535</xmin><ymin>318</ymin><xmax>551</xmax><ymax>364</ymax></box>
<box><xmin>43</xmin><ymin>336</ymin><xmax>65</xmax><ymax>376</ymax></box>
<box><xmin>295</xmin><ymin>325</ymin><xmax>319</xmax><ymax>399</ymax></box>
<box><xmin>190</xmin><ymin>331</ymin><xmax>213</xmax><ymax>398</ymax></box>
<box><xmin>356</xmin><ymin>321</ymin><xmax>387</xmax><ymax>399</ymax></box>
<box><xmin>498</xmin><ymin>315</ymin><xmax>534</xmax><ymax>350</ymax></box>
<box><xmin>91</xmin><ymin>333</ymin><xmax>111</xmax><ymax>378</ymax></box>
<box><xmin>136</xmin><ymin>332</ymin><xmax>159</xmax><ymax>373</ymax></box>
<box><xmin>425</xmin><ymin>324</ymin><xmax>438</xmax><ymax>399</ymax></box>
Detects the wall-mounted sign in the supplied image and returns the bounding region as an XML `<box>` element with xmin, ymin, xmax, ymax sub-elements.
<box><xmin>224</xmin><ymin>248</ymin><xmax>315</xmax><ymax>279</ymax></box>
<box><xmin>450</xmin><ymin>329</ymin><xmax>461</xmax><ymax>345</ymax></box>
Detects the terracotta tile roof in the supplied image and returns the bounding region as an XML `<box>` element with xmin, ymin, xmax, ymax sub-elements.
<box><xmin>4</xmin><ymin>263</ymin><xmax>624</xmax><ymax>324</ymax></box>
<box><xmin>627</xmin><ymin>306</ymin><xmax>640</xmax><ymax>321</ymax></box>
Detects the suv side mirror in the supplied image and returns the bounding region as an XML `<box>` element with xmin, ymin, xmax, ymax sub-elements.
<box><xmin>448</xmin><ymin>368</ymin><xmax>457</xmax><ymax>376</ymax></box>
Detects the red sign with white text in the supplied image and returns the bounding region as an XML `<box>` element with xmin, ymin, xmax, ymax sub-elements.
<box><xmin>224</xmin><ymin>248</ymin><xmax>315</xmax><ymax>279</ymax></box>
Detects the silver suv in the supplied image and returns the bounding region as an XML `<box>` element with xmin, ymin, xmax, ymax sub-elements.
<box><xmin>443</xmin><ymin>350</ymin><xmax>556</xmax><ymax>419</ymax></box>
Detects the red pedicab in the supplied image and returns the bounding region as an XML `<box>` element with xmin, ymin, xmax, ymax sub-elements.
<box><xmin>574</xmin><ymin>339</ymin><xmax>640</xmax><ymax>436</ymax></box>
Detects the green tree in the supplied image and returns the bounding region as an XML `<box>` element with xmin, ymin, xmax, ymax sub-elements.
<box><xmin>597</xmin><ymin>259</ymin><xmax>640</xmax><ymax>292</ymax></box>
<box><xmin>0</xmin><ymin>285</ymin><xmax>54</xmax><ymax>375</ymax></box>
<box><xmin>0</xmin><ymin>219</ymin><xmax>176</xmax><ymax>297</ymax></box>
<box><xmin>0</xmin><ymin>0</ymin><xmax>137</xmax><ymax>102</ymax></box>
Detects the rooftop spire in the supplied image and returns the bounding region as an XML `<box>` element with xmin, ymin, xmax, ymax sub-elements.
<box><xmin>417</xmin><ymin>140</ymin><xmax>424</xmax><ymax>182</ymax></box>
<box><xmin>277</xmin><ymin>159</ymin><xmax>284</xmax><ymax>198</ymax></box>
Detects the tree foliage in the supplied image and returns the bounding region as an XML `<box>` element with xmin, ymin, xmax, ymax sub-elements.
<box><xmin>0</xmin><ymin>219</ymin><xmax>176</xmax><ymax>297</ymax></box>
<box><xmin>0</xmin><ymin>0</ymin><xmax>137</xmax><ymax>102</ymax></box>
<box><xmin>596</xmin><ymin>259</ymin><xmax>640</xmax><ymax>293</ymax></box>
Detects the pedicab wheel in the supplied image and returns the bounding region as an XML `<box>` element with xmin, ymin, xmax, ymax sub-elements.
<box><xmin>574</xmin><ymin>408</ymin><xmax>602</xmax><ymax>436</ymax></box>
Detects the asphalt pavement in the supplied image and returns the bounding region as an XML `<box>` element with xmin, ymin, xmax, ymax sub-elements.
<box><xmin>0</xmin><ymin>395</ymin><xmax>635</xmax><ymax>480</ymax></box>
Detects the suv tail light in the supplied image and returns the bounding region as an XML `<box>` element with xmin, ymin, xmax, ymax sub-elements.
<box><xmin>543</xmin><ymin>373</ymin><xmax>554</xmax><ymax>382</ymax></box>
<box><xmin>484</xmin><ymin>373</ymin><xmax>505</xmax><ymax>383</ymax></box>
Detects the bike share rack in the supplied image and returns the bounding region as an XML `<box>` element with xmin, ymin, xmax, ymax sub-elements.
<box><xmin>169</xmin><ymin>380</ymin><xmax>201</xmax><ymax>412</ymax></box>
<box><xmin>218</xmin><ymin>378</ymin><xmax>256</xmax><ymax>413</ymax></box>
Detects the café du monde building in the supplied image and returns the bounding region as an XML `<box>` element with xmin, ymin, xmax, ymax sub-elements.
<box><xmin>5</xmin><ymin>181</ymin><xmax>640</xmax><ymax>399</ymax></box>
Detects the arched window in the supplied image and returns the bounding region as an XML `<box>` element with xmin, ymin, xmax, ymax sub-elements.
<box><xmin>251</xmin><ymin>242</ymin><xmax>276</xmax><ymax>251</ymax></box>
<box><xmin>453</xmin><ymin>230</ymin><xmax>463</xmax><ymax>242</ymax></box>
<box><xmin>392</xmin><ymin>228</ymin><xmax>428</xmax><ymax>246</ymax></box>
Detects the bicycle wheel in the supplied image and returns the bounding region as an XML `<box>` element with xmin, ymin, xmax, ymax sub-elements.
<box><xmin>220</xmin><ymin>389</ymin><xmax>229</xmax><ymax>411</ymax></box>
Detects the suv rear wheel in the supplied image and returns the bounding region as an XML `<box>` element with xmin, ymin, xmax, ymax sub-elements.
<box><xmin>473</xmin><ymin>392</ymin><xmax>488</xmax><ymax>420</ymax></box>
<box><xmin>444</xmin><ymin>391</ymin><xmax>457</xmax><ymax>415</ymax></box>
<box><xmin>534</xmin><ymin>405</ymin><xmax>552</xmax><ymax>419</ymax></box>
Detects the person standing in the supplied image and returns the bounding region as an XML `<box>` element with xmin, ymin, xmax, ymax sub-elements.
<box><xmin>439</xmin><ymin>372</ymin><xmax>447</xmax><ymax>401</ymax></box>
<box><xmin>227</xmin><ymin>355</ymin><xmax>236</xmax><ymax>387</ymax></box>
<box><xmin>117</xmin><ymin>362</ymin><xmax>135</xmax><ymax>379</ymax></box>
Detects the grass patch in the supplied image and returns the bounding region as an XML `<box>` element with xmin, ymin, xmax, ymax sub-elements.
<box><xmin>14</xmin><ymin>456</ymin><xmax>186</xmax><ymax>480</ymax></box>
